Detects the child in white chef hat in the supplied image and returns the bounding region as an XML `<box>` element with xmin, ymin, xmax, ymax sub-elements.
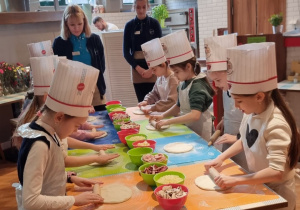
<box><xmin>205</xmin><ymin>43</ymin><xmax>300</xmax><ymax>209</ymax></box>
<box><xmin>204</xmin><ymin>34</ymin><xmax>247</xmax><ymax>170</ymax></box>
<box><xmin>16</xmin><ymin>56</ymin><xmax>118</xmax><ymax>167</ymax></box>
<box><xmin>150</xmin><ymin>30</ymin><xmax>215</xmax><ymax>141</ymax></box>
<box><xmin>17</xmin><ymin>60</ymin><xmax>106</xmax><ymax>209</ymax></box>
<box><xmin>138</xmin><ymin>38</ymin><xmax>179</xmax><ymax>114</ymax></box>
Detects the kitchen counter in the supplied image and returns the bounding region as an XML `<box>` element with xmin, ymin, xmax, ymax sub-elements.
<box><xmin>278</xmin><ymin>80</ymin><xmax>300</xmax><ymax>91</ymax></box>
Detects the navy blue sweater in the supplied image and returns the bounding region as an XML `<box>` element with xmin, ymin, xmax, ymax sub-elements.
<box><xmin>53</xmin><ymin>33</ymin><xmax>106</xmax><ymax>98</ymax></box>
<box><xmin>123</xmin><ymin>15</ymin><xmax>162</xmax><ymax>70</ymax></box>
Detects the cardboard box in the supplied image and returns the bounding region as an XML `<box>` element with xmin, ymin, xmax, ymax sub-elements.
<box><xmin>291</xmin><ymin>61</ymin><xmax>300</xmax><ymax>73</ymax></box>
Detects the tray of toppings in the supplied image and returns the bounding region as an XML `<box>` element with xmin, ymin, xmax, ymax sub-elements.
<box><xmin>142</xmin><ymin>153</ymin><xmax>168</xmax><ymax>164</ymax></box>
<box><xmin>125</xmin><ymin>134</ymin><xmax>147</xmax><ymax>148</ymax></box>
<box><xmin>138</xmin><ymin>162</ymin><xmax>168</xmax><ymax>186</ymax></box>
<box><xmin>154</xmin><ymin>184</ymin><xmax>188</xmax><ymax>210</ymax></box>
<box><xmin>112</xmin><ymin>113</ymin><xmax>130</xmax><ymax>121</ymax></box>
<box><xmin>120</xmin><ymin>121</ymin><xmax>140</xmax><ymax>131</ymax></box>
<box><xmin>153</xmin><ymin>171</ymin><xmax>185</xmax><ymax>187</ymax></box>
<box><xmin>108</xmin><ymin>111</ymin><xmax>128</xmax><ymax>121</ymax></box>
<box><xmin>132</xmin><ymin>140</ymin><xmax>156</xmax><ymax>150</ymax></box>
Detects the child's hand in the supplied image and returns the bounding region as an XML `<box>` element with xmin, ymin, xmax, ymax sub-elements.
<box><xmin>149</xmin><ymin>114</ymin><xmax>163</xmax><ymax>122</ymax></box>
<box><xmin>71</xmin><ymin>176</ymin><xmax>103</xmax><ymax>187</ymax></box>
<box><xmin>81</xmin><ymin>122</ymin><xmax>104</xmax><ymax>130</ymax></box>
<box><xmin>142</xmin><ymin>106</ymin><xmax>152</xmax><ymax>114</ymax></box>
<box><xmin>95</xmin><ymin>153</ymin><xmax>120</xmax><ymax>165</ymax></box>
<box><xmin>204</xmin><ymin>159</ymin><xmax>223</xmax><ymax>171</ymax></box>
<box><xmin>74</xmin><ymin>192</ymin><xmax>103</xmax><ymax>206</ymax></box>
<box><xmin>215</xmin><ymin>134</ymin><xmax>237</xmax><ymax>145</ymax></box>
<box><xmin>142</xmin><ymin>69</ymin><xmax>153</xmax><ymax>78</ymax></box>
<box><xmin>214</xmin><ymin>174</ymin><xmax>237</xmax><ymax>189</ymax></box>
<box><xmin>156</xmin><ymin>119</ymin><xmax>169</xmax><ymax>130</ymax></box>
<box><xmin>93</xmin><ymin>144</ymin><xmax>115</xmax><ymax>152</ymax></box>
<box><xmin>88</xmin><ymin>106</ymin><xmax>96</xmax><ymax>114</ymax></box>
<box><xmin>138</xmin><ymin>101</ymin><xmax>147</xmax><ymax>108</ymax></box>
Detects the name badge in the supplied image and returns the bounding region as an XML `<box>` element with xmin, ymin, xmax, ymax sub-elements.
<box><xmin>134</xmin><ymin>31</ymin><xmax>141</xmax><ymax>35</ymax></box>
<box><xmin>72</xmin><ymin>51</ymin><xmax>80</xmax><ymax>56</ymax></box>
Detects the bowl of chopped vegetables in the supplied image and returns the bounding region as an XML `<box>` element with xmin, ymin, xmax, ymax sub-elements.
<box><xmin>138</xmin><ymin>162</ymin><xmax>168</xmax><ymax>186</ymax></box>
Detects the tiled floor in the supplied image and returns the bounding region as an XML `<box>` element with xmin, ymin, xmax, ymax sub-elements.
<box><xmin>0</xmin><ymin>160</ymin><xmax>300</xmax><ymax>209</ymax></box>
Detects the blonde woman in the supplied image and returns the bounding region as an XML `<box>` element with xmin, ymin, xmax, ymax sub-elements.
<box><xmin>53</xmin><ymin>4</ymin><xmax>106</xmax><ymax>111</ymax></box>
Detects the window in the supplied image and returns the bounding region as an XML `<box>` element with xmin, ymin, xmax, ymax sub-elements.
<box><xmin>39</xmin><ymin>0</ymin><xmax>67</xmax><ymax>6</ymax></box>
<box><xmin>123</xmin><ymin>0</ymin><xmax>134</xmax><ymax>3</ymax></box>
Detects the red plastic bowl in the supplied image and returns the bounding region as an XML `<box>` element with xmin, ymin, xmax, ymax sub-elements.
<box><xmin>154</xmin><ymin>184</ymin><xmax>188</xmax><ymax>210</ymax></box>
<box><xmin>120</xmin><ymin>124</ymin><xmax>140</xmax><ymax>133</ymax></box>
<box><xmin>117</xmin><ymin>129</ymin><xmax>139</xmax><ymax>145</ymax></box>
<box><xmin>108</xmin><ymin>111</ymin><xmax>127</xmax><ymax>121</ymax></box>
<box><xmin>106</xmin><ymin>100</ymin><xmax>122</xmax><ymax>106</ymax></box>
<box><xmin>132</xmin><ymin>140</ymin><xmax>156</xmax><ymax>150</ymax></box>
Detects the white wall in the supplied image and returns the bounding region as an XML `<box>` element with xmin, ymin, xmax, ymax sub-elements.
<box><xmin>91</xmin><ymin>12</ymin><xmax>136</xmax><ymax>30</ymax></box>
<box><xmin>197</xmin><ymin>0</ymin><xmax>227</xmax><ymax>57</ymax></box>
<box><xmin>165</xmin><ymin>0</ymin><xmax>197</xmax><ymax>10</ymax></box>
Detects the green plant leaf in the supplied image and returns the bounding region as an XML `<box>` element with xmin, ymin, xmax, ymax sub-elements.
<box><xmin>268</xmin><ymin>12</ymin><xmax>283</xmax><ymax>27</ymax></box>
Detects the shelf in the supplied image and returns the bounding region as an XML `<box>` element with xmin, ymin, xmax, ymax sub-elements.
<box><xmin>0</xmin><ymin>11</ymin><xmax>64</xmax><ymax>25</ymax></box>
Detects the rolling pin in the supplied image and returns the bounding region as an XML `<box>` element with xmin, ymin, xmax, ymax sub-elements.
<box><xmin>208</xmin><ymin>167</ymin><xmax>220</xmax><ymax>180</ymax></box>
<box><xmin>93</xmin><ymin>183</ymin><xmax>101</xmax><ymax>195</ymax></box>
<box><xmin>208</xmin><ymin>130</ymin><xmax>221</xmax><ymax>146</ymax></box>
<box><xmin>150</xmin><ymin>120</ymin><xmax>157</xmax><ymax>128</ymax></box>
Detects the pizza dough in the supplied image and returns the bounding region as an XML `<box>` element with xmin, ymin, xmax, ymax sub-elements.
<box><xmin>93</xmin><ymin>183</ymin><xmax>132</xmax><ymax>204</ymax></box>
<box><xmin>163</xmin><ymin>142</ymin><xmax>193</xmax><ymax>153</ymax></box>
<box><xmin>146</xmin><ymin>124</ymin><xmax>170</xmax><ymax>131</ymax></box>
<box><xmin>87</xmin><ymin>116</ymin><xmax>97</xmax><ymax>122</ymax></box>
<box><xmin>133</xmin><ymin>109</ymin><xmax>144</xmax><ymax>115</ymax></box>
<box><xmin>195</xmin><ymin>175</ymin><xmax>227</xmax><ymax>191</ymax></box>
<box><xmin>94</xmin><ymin>131</ymin><xmax>108</xmax><ymax>139</ymax></box>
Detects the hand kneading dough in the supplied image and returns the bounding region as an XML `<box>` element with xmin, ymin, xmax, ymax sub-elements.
<box><xmin>195</xmin><ymin>175</ymin><xmax>227</xmax><ymax>191</ymax></box>
<box><xmin>146</xmin><ymin>124</ymin><xmax>169</xmax><ymax>131</ymax></box>
<box><xmin>163</xmin><ymin>142</ymin><xmax>193</xmax><ymax>153</ymax></box>
<box><xmin>133</xmin><ymin>109</ymin><xmax>144</xmax><ymax>115</ymax></box>
<box><xmin>93</xmin><ymin>183</ymin><xmax>132</xmax><ymax>203</ymax></box>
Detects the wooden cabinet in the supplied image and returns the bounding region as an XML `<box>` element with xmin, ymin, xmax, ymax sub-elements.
<box><xmin>228</xmin><ymin>0</ymin><xmax>286</xmax><ymax>35</ymax></box>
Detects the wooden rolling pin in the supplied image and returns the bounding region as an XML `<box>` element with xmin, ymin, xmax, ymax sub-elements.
<box><xmin>208</xmin><ymin>167</ymin><xmax>220</xmax><ymax>180</ymax></box>
<box><xmin>93</xmin><ymin>183</ymin><xmax>101</xmax><ymax>195</ymax></box>
<box><xmin>150</xmin><ymin>120</ymin><xmax>157</xmax><ymax>128</ymax></box>
<box><xmin>208</xmin><ymin>130</ymin><xmax>221</xmax><ymax>146</ymax></box>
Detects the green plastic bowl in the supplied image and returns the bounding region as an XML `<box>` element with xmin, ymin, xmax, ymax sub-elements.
<box><xmin>113</xmin><ymin>119</ymin><xmax>131</xmax><ymax>131</ymax></box>
<box><xmin>141</xmin><ymin>153</ymin><xmax>169</xmax><ymax>165</ymax></box>
<box><xmin>105</xmin><ymin>104</ymin><xmax>122</xmax><ymax>110</ymax></box>
<box><xmin>127</xmin><ymin>147</ymin><xmax>153</xmax><ymax>166</ymax></box>
<box><xmin>107</xmin><ymin>106</ymin><xmax>126</xmax><ymax>113</ymax></box>
<box><xmin>125</xmin><ymin>134</ymin><xmax>147</xmax><ymax>149</ymax></box>
<box><xmin>153</xmin><ymin>171</ymin><xmax>185</xmax><ymax>187</ymax></box>
<box><xmin>138</xmin><ymin>162</ymin><xmax>168</xmax><ymax>186</ymax></box>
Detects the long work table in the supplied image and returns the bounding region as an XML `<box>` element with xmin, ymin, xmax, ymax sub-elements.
<box><xmin>67</xmin><ymin>107</ymin><xmax>287</xmax><ymax>210</ymax></box>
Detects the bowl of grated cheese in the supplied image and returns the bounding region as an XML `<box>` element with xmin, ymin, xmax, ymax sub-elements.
<box><xmin>125</xmin><ymin>134</ymin><xmax>147</xmax><ymax>149</ymax></box>
<box><xmin>153</xmin><ymin>171</ymin><xmax>185</xmax><ymax>187</ymax></box>
<box><xmin>132</xmin><ymin>140</ymin><xmax>156</xmax><ymax>150</ymax></box>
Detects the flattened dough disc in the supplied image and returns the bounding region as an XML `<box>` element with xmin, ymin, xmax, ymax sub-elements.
<box><xmin>94</xmin><ymin>183</ymin><xmax>132</xmax><ymax>204</ymax></box>
<box><xmin>146</xmin><ymin>124</ymin><xmax>170</xmax><ymax>131</ymax></box>
<box><xmin>195</xmin><ymin>175</ymin><xmax>229</xmax><ymax>191</ymax></box>
<box><xmin>163</xmin><ymin>142</ymin><xmax>193</xmax><ymax>153</ymax></box>
<box><xmin>133</xmin><ymin>109</ymin><xmax>144</xmax><ymax>115</ymax></box>
<box><xmin>94</xmin><ymin>131</ymin><xmax>108</xmax><ymax>139</ymax></box>
<box><xmin>87</xmin><ymin>116</ymin><xmax>97</xmax><ymax>122</ymax></box>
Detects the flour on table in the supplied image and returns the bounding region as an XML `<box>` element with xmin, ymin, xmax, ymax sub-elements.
<box><xmin>93</xmin><ymin>183</ymin><xmax>132</xmax><ymax>204</ymax></box>
<box><xmin>163</xmin><ymin>142</ymin><xmax>193</xmax><ymax>153</ymax></box>
<box><xmin>87</xmin><ymin>116</ymin><xmax>97</xmax><ymax>122</ymax></box>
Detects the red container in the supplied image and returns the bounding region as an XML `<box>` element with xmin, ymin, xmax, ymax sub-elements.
<box><xmin>106</xmin><ymin>100</ymin><xmax>121</xmax><ymax>106</ymax></box>
<box><xmin>154</xmin><ymin>184</ymin><xmax>188</xmax><ymax>210</ymax></box>
<box><xmin>108</xmin><ymin>111</ymin><xmax>127</xmax><ymax>121</ymax></box>
<box><xmin>120</xmin><ymin>124</ymin><xmax>140</xmax><ymax>133</ymax></box>
<box><xmin>117</xmin><ymin>129</ymin><xmax>139</xmax><ymax>145</ymax></box>
<box><xmin>132</xmin><ymin>140</ymin><xmax>156</xmax><ymax>151</ymax></box>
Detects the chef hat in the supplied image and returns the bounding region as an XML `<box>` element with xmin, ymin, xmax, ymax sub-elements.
<box><xmin>27</xmin><ymin>40</ymin><xmax>54</xmax><ymax>57</ymax></box>
<box><xmin>227</xmin><ymin>42</ymin><xmax>277</xmax><ymax>94</ymax></box>
<box><xmin>141</xmin><ymin>38</ymin><xmax>166</xmax><ymax>67</ymax></box>
<box><xmin>30</xmin><ymin>56</ymin><xmax>57</xmax><ymax>96</ymax></box>
<box><xmin>45</xmin><ymin>60</ymin><xmax>99</xmax><ymax>117</ymax></box>
<box><xmin>160</xmin><ymin>30</ymin><xmax>194</xmax><ymax>65</ymax></box>
<box><xmin>204</xmin><ymin>34</ymin><xmax>237</xmax><ymax>71</ymax></box>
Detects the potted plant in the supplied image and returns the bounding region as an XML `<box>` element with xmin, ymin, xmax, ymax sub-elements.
<box><xmin>152</xmin><ymin>4</ymin><xmax>169</xmax><ymax>28</ymax></box>
<box><xmin>268</xmin><ymin>12</ymin><xmax>283</xmax><ymax>34</ymax></box>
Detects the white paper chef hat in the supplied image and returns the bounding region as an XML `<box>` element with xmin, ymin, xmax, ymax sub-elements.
<box><xmin>30</xmin><ymin>56</ymin><xmax>57</xmax><ymax>96</ymax></box>
<box><xmin>160</xmin><ymin>30</ymin><xmax>194</xmax><ymax>65</ymax></box>
<box><xmin>227</xmin><ymin>42</ymin><xmax>277</xmax><ymax>94</ymax></box>
<box><xmin>45</xmin><ymin>60</ymin><xmax>99</xmax><ymax>117</ymax></box>
<box><xmin>204</xmin><ymin>34</ymin><xmax>237</xmax><ymax>71</ymax></box>
<box><xmin>141</xmin><ymin>38</ymin><xmax>166</xmax><ymax>67</ymax></box>
<box><xmin>27</xmin><ymin>40</ymin><xmax>54</xmax><ymax>57</ymax></box>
